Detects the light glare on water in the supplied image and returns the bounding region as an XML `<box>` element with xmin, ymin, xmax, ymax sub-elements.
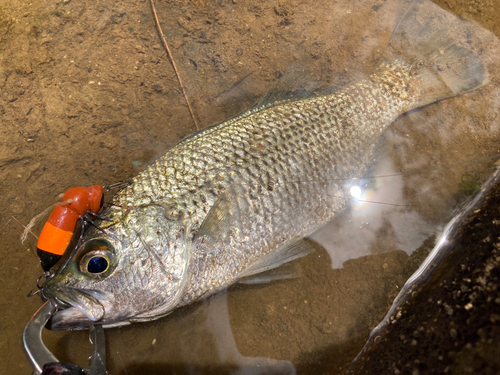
<box><xmin>349</xmin><ymin>186</ymin><xmax>362</xmax><ymax>200</ymax></box>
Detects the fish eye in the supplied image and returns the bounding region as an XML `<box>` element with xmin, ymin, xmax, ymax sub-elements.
<box><xmin>86</xmin><ymin>255</ymin><xmax>109</xmax><ymax>274</ymax></box>
<box><xmin>79</xmin><ymin>241</ymin><xmax>115</xmax><ymax>276</ymax></box>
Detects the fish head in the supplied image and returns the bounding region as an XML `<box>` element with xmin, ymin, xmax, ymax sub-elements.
<box><xmin>42</xmin><ymin>206</ymin><xmax>191</xmax><ymax>330</ymax></box>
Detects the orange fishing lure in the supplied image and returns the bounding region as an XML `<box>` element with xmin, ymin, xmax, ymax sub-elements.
<box><xmin>37</xmin><ymin>185</ymin><xmax>104</xmax><ymax>271</ymax></box>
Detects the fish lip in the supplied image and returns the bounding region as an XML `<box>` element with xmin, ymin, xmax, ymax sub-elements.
<box><xmin>42</xmin><ymin>286</ymin><xmax>107</xmax><ymax>330</ymax></box>
<box><xmin>48</xmin><ymin>307</ymin><xmax>94</xmax><ymax>330</ymax></box>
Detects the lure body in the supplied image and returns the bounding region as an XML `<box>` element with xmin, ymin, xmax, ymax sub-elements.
<box><xmin>37</xmin><ymin>185</ymin><xmax>104</xmax><ymax>271</ymax></box>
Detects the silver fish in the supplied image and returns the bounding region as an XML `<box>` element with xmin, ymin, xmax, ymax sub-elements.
<box><xmin>41</xmin><ymin>0</ymin><xmax>490</xmax><ymax>329</ymax></box>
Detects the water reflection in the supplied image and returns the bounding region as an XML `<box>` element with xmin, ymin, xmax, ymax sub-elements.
<box><xmin>190</xmin><ymin>292</ymin><xmax>295</xmax><ymax>375</ymax></box>
<box><xmin>313</xmin><ymin>153</ymin><xmax>435</xmax><ymax>270</ymax></box>
<box><xmin>108</xmin><ymin>292</ymin><xmax>296</xmax><ymax>375</ymax></box>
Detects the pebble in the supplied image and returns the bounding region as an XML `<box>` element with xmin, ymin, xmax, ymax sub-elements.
<box><xmin>450</xmin><ymin>328</ymin><xmax>457</xmax><ymax>338</ymax></box>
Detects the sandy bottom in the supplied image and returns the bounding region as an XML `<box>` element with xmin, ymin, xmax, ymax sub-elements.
<box><xmin>0</xmin><ymin>0</ymin><xmax>499</xmax><ymax>373</ymax></box>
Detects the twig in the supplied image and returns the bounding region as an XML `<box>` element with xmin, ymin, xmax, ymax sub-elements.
<box><xmin>150</xmin><ymin>0</ymin><xmax>200</xmax><ymax>131</ymax></box>
<box><xmin>0</xmin><ymin>217</ymin><xmax>13</xmax><ymax>233</ymax></box>
<box><xmin>11</xmin><ymin>215</ymin><xmax>39</xmax><ymax>240</ymax></box>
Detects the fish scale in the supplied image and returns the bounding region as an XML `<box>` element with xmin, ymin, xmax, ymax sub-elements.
<box><xmin>126</xmin><ymin>61</ymin><xmax>419</xmax><ymax>304</ymax></box>
<box><xmin>89</xmin><ymin>62</ymin><xmax>416</xmax><ymax>308</ymax></box>
<box><xmin>40</xmin><ymin>0</ymin><xmax>492</xmax><ymax>329</ymax></box>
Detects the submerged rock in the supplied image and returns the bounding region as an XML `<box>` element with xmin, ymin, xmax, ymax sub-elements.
<box><xmin>349</xmin><ymin>167</ymin><xmax>500</xmax><ymax>374</ymax></box>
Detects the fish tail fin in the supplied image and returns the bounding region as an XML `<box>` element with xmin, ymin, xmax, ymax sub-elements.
<box><xmin>379</xmin><ymin>0</ymin><xmax>490</xmax><ymax>107</ymax></box>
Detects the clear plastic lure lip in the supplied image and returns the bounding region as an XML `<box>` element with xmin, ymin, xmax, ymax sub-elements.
<box><xmin>22</xmin><ymin>298</ymin><xmax>107</xmax><ymax>375</ymax></box>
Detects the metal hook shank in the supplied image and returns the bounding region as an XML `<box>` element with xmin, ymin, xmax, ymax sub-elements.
<box><xmin>87</xmin><ymin>325</ymin><xmax>106</xmax><ymax>374</ymax></box>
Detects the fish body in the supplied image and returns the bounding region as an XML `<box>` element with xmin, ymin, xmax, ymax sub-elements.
<box><xmin>41</xmin><ymin>0</ymin><xmax>490</xmax><ymax>329</ymax></box>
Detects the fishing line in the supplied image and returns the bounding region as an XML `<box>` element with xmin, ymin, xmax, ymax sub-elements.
<box><xmin>20</xmin><ymin>201</ymin><xmax>72</xmax><ymax>244</ymax></box>
<box><xmin>289</xmin><ymin>153</ymin><xmax>500</xmax><ymax>185</ymax></box>
<box><xmin>212</xmin><ymin>153</ymin><xmax>500</xmax><ymax>209</ymax></box>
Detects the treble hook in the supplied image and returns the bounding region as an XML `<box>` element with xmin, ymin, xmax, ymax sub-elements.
<box><xmin>28</xmin><ymin>270</ymin><xmax>55</xmax><ymax>298</ymax></box>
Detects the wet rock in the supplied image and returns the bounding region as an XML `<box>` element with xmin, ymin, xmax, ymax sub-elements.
<box><xmin>349</xmin><ymin>172</ymin><xmax>500</xmax><ymax>375</ymax></box>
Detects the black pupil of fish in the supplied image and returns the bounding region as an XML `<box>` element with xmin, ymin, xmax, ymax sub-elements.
<box><xmin>87</xmin><ymin>256</ymin><xmax>108</xmax><ymax>274</ymax></box>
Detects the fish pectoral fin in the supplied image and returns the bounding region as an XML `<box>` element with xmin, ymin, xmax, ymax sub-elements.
<box><xmin>238</xmin><ymin>237</ymin><xmax>314</xmax><ymax>280</ymax></box>
<box><xmin>193</xmin><ymin>182</ymin><xmax>249</xmax><ymax>254</ymax></box>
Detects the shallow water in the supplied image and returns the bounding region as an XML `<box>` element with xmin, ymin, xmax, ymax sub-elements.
<box><xmin>1</xmin><ymin>0</ymin><xmax>499</xmax><ymax>374</ymax></box>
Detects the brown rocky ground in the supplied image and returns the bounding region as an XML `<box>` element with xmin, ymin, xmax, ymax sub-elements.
<box><xmin>0</xmin><ymin>0</ymin><xmax>499</xmax><ymax>374</ymax></box>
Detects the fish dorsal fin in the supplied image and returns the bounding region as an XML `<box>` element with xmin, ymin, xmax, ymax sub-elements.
<box><xmin>253</xmin><ymin>61</ymin><xmax>341</xmax><ymax>111</ymax></box>
<box><xmin>238</xmin><ymin>237</ymin><xmax>314</xmax><ymax>279</ymax></box>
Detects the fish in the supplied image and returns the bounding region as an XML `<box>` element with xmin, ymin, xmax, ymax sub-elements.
<box><xmin>40</xmin><ymin>0</ymin><xmax>491</xmax><ymax>330</ymax></box>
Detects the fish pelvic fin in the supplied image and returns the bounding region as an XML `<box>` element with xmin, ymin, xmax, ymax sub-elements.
<box><xmin>379</xmin><ymin>0</ymin><xmax>491</xmax><ymax>107</ymax></box>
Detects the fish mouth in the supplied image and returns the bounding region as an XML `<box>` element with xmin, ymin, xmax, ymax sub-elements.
<box><xmin>42</xmin><ymin>286</ymin><xmax>107</xmax><ymax>330</ymax></box>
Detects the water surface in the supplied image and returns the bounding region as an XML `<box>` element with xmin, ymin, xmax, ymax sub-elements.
<box><xmin>0</xmin><ymin>0</ymin><xmax>499</xmax><ymax>373</ymax></box>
